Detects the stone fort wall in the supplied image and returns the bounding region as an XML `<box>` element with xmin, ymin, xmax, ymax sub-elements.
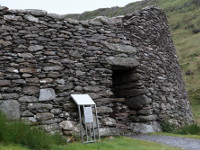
<box><xmin>0</xmin><ymin>6</ymin><xmax>193</xmax><ymax>135</ymax></box>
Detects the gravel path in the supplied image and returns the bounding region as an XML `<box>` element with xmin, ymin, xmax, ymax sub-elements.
<box><xmin>128</xmin><ymin>134</ymin><xmax>200</xmax><ymax>150</ymax></box>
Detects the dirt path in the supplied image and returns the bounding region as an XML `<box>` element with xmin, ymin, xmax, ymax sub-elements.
<box><xmin>128</xmin><ymin>134</ymin><xmax>200</xmax><ymax>150</ymax></box>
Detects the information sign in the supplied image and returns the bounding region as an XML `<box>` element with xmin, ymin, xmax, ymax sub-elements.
<box><xmin>84</xmin><ymin>107</ymin><xmax>94</xmax><ymax>123</ymax></box>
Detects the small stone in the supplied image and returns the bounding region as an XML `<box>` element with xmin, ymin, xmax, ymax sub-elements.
<box><xmin>19</xmin><ymin>68</ymin><xmax>39</xmax><ymax>73</ymax></box>
<box><xmin>97</xmin><ymin>106</ymin><xmax>113</xmax><ymax>114</ymax></box>
<box><xmin>1</xmin><ymin>93</ymin><xmax>19</xmax><ymax>99</ymax></box>
<box><xmin>74</xmin><ymin>86</ymin><xmax>83</xmax><ymax>91</ymax></box>
<box><xmin>56</xmin><ymin>79</ymin><xmax>65</xmax><ymax>85</ymax></box>
<box><xmin>39</xmin><ymin>88</ymin><xmax>56</xmax><ymax>101</ymax></box>
<box><xmin>59</xmin><ymin>121</ymin><xmax>79</xmax><ymax>131</ymax></box>
<box><xmin>43</xmin><ymin>66</ymin><xmax>63</xmax><ymax>71</ymax></box>
<box><xmin>28</xmin><ymin>103</ymin><xmax>53</xmax><ymax>113</ymax></box>
<box><xmin>68</xmin><ymin>50</ymin><xmax>82</xmax><ymax>58</ymax></box>
<box><xmin>132</xmin><ymin>122</ymin><xmax>162</xmax><ymax>133</ymax></box>
<box><xmin>0</xmin><ymin>100</ymin><xmax>20</xmax><ymax>120</ymax></box>
<box><xmin>126</xmin><ymin>95</ymin><xmax>151</xmax><ymax>110</ymax></box>
<box><xmin>7</xmin><ymin>68</ymin><xmax>19</xmax><ymax>73</ymax></box>
<box><xmin>36</xmin><ymin>113</ymin><xmax>54</xmax><ymax>121</ymax></box>
<box><xmin>93</xmin><ymin>16</ymin><xmax>122</xmax><ymax>25</ymax></box>
<box><xmin>133</xmin><ymin>123</ymin><xmax>155</xmax><ymax>133</ymax></box>
<box><xmin>138</xmin><ymin>115</ymin><xmax>158</xmax><ymax>121</ymax></box>
<box><xmin>22</xmin><ymin>74</ymin><xmax>32</xmax><ymax>78</ymax></box>
<box><xmin>23</xmin><ymin>86</ymin><xmax>39</xmax><ymax>95</ymax></box>
<box><xmin>26</xmin><ymin>77</ymin><xmax>39</xmax><ymax>83</ymax></box>
<box><xmin>40</xmin><ymin>124</ymin><xmax>60</xmax><ymax>133</ymax></box>
<box><xmin>99</xmin><ymin>128</ymin><xmax>118</xmax><ymax>136</ymax></box>
<box><xmin>28</xmin><ymin>45</ymin><xmax>44</xmax><ymax>51</ymax></box>
<box><xmin>4</xmin><ymin>15</ymin><xmax>22</xmax><ymax>21</ymax></box>
<box><xmin>19</xmin><ymin>96</ymin><xmax>38</xmax><ymax>102</ymax></box>
<box><xmin>21</xmin><ymin>110</ymin><xmax>34</xmax><ymax>117</ymax></box>
<box><xmin>137</xmin><ymin>109</ymin><xmax>153</xmax><ymax>115</ymax></box>
<box><xmin>12</xmin><ymin>79</ymin><xmax>26</xmax><ymax>84</ymax></box>
<box><xmin>0</xmin><ymin>40</ymin><xmax>12</xmax><ymax>46</ymax></box>
<box><xmin>17</xmin><ymin>53</ymin><xmax>34</xmax><ymax>58</ymax></box>
<box><xmin>88</xmin><ymin>93</ymin><xmax>100</xmax><ymax>99</ymax></box>
<box><xmin>83</xmin><ymin>86</ymin><xmax>101</xmax><ymax>92</ymax></box>
<box><xmin>89</xmin><ymin>20</ymin><xmax>102</xmax><ymax>26</ymax></box>
<box><xmin>24</xmin><ymin>15</ymin><xmax>39</xmax><ymax>22</ymax></box>
<box><xmin>28</xmin><ymin>9</ymin><xmax>47</xmax><ymax>16</ymax></box>
<box><xmin>114</xmin><ymin>98</ymin><xmax>125</xmax><ymax>102</ymax></box>
<box><xmin>102</xmin><ymin>42</ymin><xmax>137</xmax><ymax>53</ymax></box>
<box><xmin>40</xmin><ymin>78</ymin><xmax>53</xmax><ymax>83</ymax></box>
<box><xmin>47</xmin><ymin>13</ymin><xmax>63</xmax><ymax>19</ymax></box>
<box><xmin>21</xmin><ymin>117</ymin><xmax>37</xmax><ymax>125</ymax></box>
<box><xmin>75</xmin><ymin>70</ymin><xmax>85</xmax><ymax>76</ymax></box>
<box><xmin>0</xmin><ymin>80</ymin><xmax>11</xmax><ymax>86</ymax></box>
<box><xmin>48</xmin><ymin>72</ymin><xmax>60</xmax><ymax>78</ymax></box>
<box><xmin>106</xmin><ymin>57</ymin><xmax>139</xmax><ymax>68</ymax></box>
<box><xmin>66</xmin><ymin>18</ymin><xmax>79</xmax><ymax>25</ymax></box>
<box><xmin>51</xmin><ymin>109</ymin><xmax>62</xmax><ymax>115</ymax></box>
<box><xmin>101</xmin><ymin>117</ymin><xmax>116</xmax><ymax>126</ymax></box>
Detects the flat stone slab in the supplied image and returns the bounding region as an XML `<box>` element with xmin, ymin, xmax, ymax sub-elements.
<box><xmin>0</xmin><ymin>100</ymin><xmax>20</xmax><ymax>119</ymax></box>
<box><xmin>39</xmin><ymin>88</ymin><xmax>56</xmax><ymax>101</ymax></box>
<box><xmin>0</xmin><ymin>80</ymin><xmax>11</xmax><ymax>86</ymax></box>
<box><xmin>106</xmin><ymin>57</ymin><xmax>139</xmax><ymax>68</ymax></box>
<box><xmin>103</xmin><ymin>42</ymin><xmax>137</xmax><ymax>54</ymax></box>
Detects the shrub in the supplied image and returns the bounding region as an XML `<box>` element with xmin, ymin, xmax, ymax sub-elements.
<box><xmin>175</xmin><ymin>123</ymin><xmax>200</xmax><ymax>135</ymax></box>
<box><xmin>161</xmin><ymin>120</ymin><xmax>200</xmax><ymax>135</ymax></box>
<box><xmin>0</xmin><ymin>112</ymin><xmax>66</xmax><ymax>150</ymax></box>
<box><xmin>192</xmin><ymin>28</ymin><xmax>200</xmax><ymax>34</ymax></box>
<box><xmin>161</xmin><ymin>121</ymin><xmax>177</xmax><ymax>133</ymax></box>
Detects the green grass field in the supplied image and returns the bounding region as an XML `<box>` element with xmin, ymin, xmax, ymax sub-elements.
<box><xmin>0</xmin><ymin>144</ymin><xmax>29</xmax><ymax>150</ymax></box>
<box><xmin>151</xmin><ymin>132</ymin><xmax>200</xmax><ymax>140</ymax></box>
<box><xmin>51</xmin><ymin>136</ymin><xmax>182</xmax><ymax>150</ymax></box>
<box><xmin>0</xmin><ymin>136</ymin><xmax>183</xmax><ymax>150</ymax></box>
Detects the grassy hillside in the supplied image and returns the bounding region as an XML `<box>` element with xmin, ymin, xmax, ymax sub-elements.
<box><xmin>66</xmin><ymin>0</ymin><xmax>200</xmax><ymax>122</ymax></box>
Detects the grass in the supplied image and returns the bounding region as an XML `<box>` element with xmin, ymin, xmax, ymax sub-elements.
<box><xmin>151</xmin><ymin>132</ymin><xmax>200</xmax><ymax>140</ymax></box>
<box><xmin>161</xmin><ymin>121</ymin><xmax>200</xmax><ymax>137</ymax></box>
<box><xmin>0</xmin><ymin>136</ymin><xmax>183</xmax><ymax>150</ymax></box>
<box><xmin>0</xmin><ymin>113</ymin><xmax>66</xmax><ymax>150</ymax></box>
<box><xmin>0</xmin><ymin>113</ymin><xmax>195</xmax><ymax>150</ymax></box>
<box><xmin>0</xmin><ymin>143</ymin><xmax>30</xmax><ymax>150</ymax></box>
<box><xmin>51</xmin><ymin>136</ymin><xmax>182</xmax><ymax>150</ymax></box>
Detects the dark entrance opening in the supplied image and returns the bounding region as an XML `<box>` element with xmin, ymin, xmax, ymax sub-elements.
<box><xmin>112</xmin><ymin>68</ymin><xmax>149</xmax><ymax>130</ymax></box>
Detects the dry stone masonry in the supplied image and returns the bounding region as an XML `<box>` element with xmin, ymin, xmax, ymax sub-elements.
<box><xmin>0</xmin><ymin>6</ymin><xmax>193</xmax><ymax>135</ymax></box>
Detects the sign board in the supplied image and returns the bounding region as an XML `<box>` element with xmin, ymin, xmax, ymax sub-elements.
<box><xmin>84</xmin><ymin>107</ymin><xmax>94</xmax><ymax>123</ymax></box>
<box><xmin>71</xmin><ymin>94</ymin><xmax>95</xmax><ymax>105</ymax></box>
<box><xmin>70</xmin><ymin>94</ymin><xmax>100</xmax><ymax>143</ymax></box>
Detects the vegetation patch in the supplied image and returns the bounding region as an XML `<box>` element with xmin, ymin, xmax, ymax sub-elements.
<box><xmin>0</xmin><ymin>113</ymin><xmax>65</xmax><ymax>150</ymax></box>
<box><xmin>52</xmin><ymin>136</ymin><xmax>182</xmax><ymax>150</ymax></box>
<box><xmin>0</xmin><ymin>143</ymin><xmax>30</xmax><ymax>150</ymax></box>
<box><xmin>151</xmin><ymin>132</ymin><xmax>200</xmax><ymax>140</ymax></box>
<box><xmin>162</xmin><ymin>121</ymin><xmax>200</xmax><ymax>136</ymax></box>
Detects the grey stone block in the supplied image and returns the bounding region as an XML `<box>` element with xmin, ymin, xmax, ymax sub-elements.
<box><xmin>0</xmin><ymin>100</ymin><xmax>20</xmax><ymax>119</ymax></box>
<box><xmin>39</xmin><ymin>88</ymin><xmax>56</xmax><ymax>101</ymax></box>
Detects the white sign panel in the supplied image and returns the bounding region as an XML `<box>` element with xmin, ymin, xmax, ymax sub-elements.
<box><xmin>84</xmin><ymin>107</ymin><xmax>94</xmax><ymax>123</ymax></box>
<box><xmin>71</xmin><ymin>94</ymin><xmax>95</xmax><ymax>105</ymax></box>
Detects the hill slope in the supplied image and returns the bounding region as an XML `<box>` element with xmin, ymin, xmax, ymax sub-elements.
<box><xmin>66</xmin><ymin>0</ymin><xmax>200</xmax><ymax>122</ymax></box>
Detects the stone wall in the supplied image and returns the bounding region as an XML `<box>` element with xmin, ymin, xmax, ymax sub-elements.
<box><xmin>0</xmin><ymin>6</ymin><xmax>193</xmax><ymax>135</ymax></box>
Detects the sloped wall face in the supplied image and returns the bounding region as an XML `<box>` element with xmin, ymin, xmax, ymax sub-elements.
<box><xmin>0</xmin><ymin>6</ymin><xmax>193</xmax><ymax>135</ymax></box>
<box><xmin>122</xmin><ymin>7</ymin><xmax>193</xmax><ymax>131</ymax></box>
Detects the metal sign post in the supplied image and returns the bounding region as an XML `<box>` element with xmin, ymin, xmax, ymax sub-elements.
<box><xmin>71</xmin><ymin>94</ymin><xmax>100</xmax><ymax>143</ymax></box>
